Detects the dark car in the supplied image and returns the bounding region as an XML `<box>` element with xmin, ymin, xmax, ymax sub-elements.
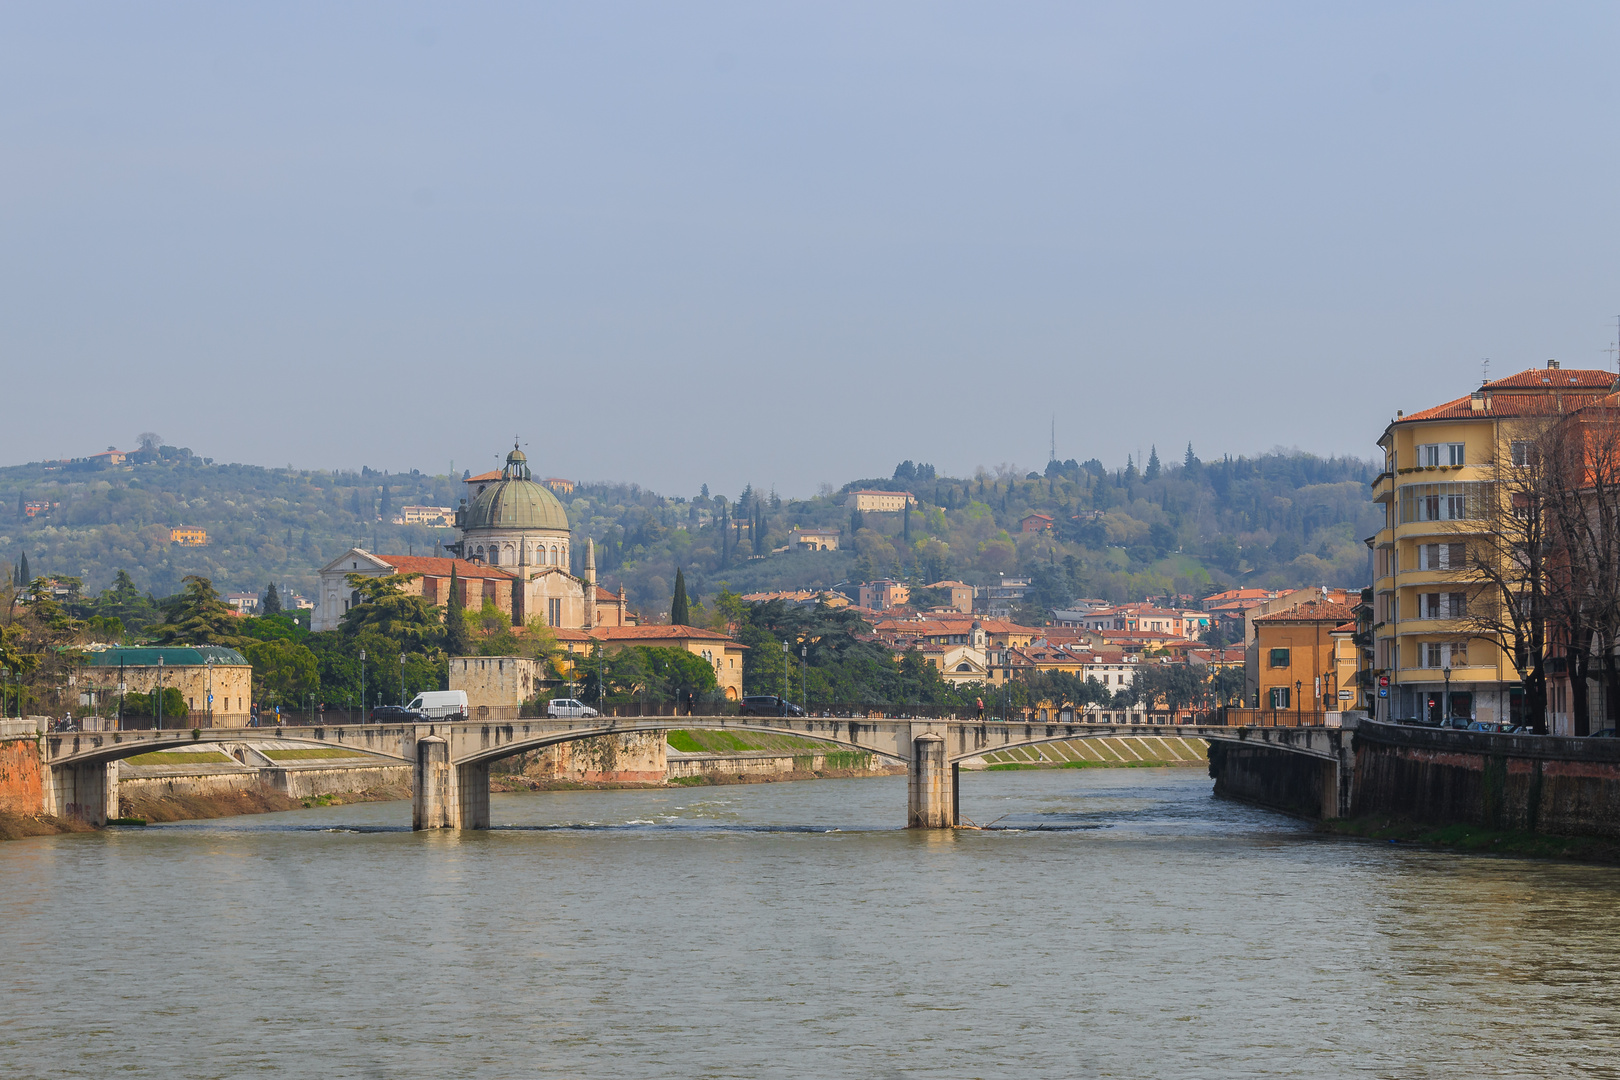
<box><xmin>740</xmin><ymin>695</ymin><xmax>805</xmax><ymax>718</ymax></box>
<box><xmin>370</xmin><ymin>705</ymin><xmax>427</xmax><ymax>723</ymax></box>
<box><xmin>1589</xmin><ymin>728</ymin><xmax>1619</xmax><ymax>738</ymax></box>
<box><xmin>1438</xmin><ymin>716</ymin><xmax>1472</xmax><ymax>730</ymax></box>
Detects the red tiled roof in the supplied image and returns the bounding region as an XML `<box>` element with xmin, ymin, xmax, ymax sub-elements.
<box><xmin>587</xmin><ymin>624</ymin><xmax>743</xmax><ymax>645</ymax></box>
<box><xmin>375</xmin><ymin>555</ymin><xmax>513</xmax><ymax>580</ymax></box>
<box><xmin>465</xmin><ymin>470</ymin><xmax>502</xmax><ymax>483</ymax></box>
<box><xmin>1484</xmin><ymin>367</ymin><xmax>1615</xmax><ymax>390</ymax></box>
<box><xmin>595</xmin><ymin>586</ymin><xmax>619</xmax><ymax>602</ymax></box>
<box><xmin>1253</xmin><ymin>599</ymin><xmax>1355</xmax><ymax>623</ymax></box>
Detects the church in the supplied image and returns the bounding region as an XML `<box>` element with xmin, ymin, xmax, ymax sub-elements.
<box><xmin>311</xmin><ymin>444</ymin><xmax>632</xmax><ymax>633</ymax></box>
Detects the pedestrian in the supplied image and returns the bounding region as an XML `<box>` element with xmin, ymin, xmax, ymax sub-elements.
<box><xmin>976</xmin><ymin>697</ymin><xmax>984</xmax><ymax>721</ymax></box>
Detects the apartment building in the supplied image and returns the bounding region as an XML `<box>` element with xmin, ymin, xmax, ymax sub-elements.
<box><xmin>1369</xmin><ymin>362</ymin><xmax>1618</xmax><ymax>726</ymax></box>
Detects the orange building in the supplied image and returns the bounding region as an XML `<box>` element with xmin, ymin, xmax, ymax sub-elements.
<box><xmin>1250</xmin><ymin>599</ymin><xmax>1355</xmax><ymax>723</ymax></box>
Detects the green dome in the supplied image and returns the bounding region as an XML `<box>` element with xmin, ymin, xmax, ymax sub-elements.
<box><xmin>463</xmin><ymin>444</ymin><xmax>570</xmax><ymax>533</ymax></box>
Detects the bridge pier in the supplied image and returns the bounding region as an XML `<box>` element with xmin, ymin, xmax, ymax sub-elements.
<box><xmin>908</xmin><ymin>733</ymin><xmax>954</xmax><ymax>828</ymax></box>
<box><xmin>413</xmin><ymin>738</ymin><xmax>491</xmax><ymax>829</ymax></box>
<box><xmin>42</xmin><ymin>760</ymin><xmax>119</xmax><ymax>826</ymax></box>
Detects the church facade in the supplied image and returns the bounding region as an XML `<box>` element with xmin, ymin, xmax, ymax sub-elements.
<box><xmin>311</xmin><ymin>445</ymin><xmax>631</xmax><ymax>633</ymax></box>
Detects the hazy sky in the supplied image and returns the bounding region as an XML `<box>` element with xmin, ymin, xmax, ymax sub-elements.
<box><xmin>5</xmin><ymin>3</ymin><xmax>1620</xmax><ymax>496</ymax></box>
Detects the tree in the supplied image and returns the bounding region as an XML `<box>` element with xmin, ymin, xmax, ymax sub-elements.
<box><xmin>341</xmin><ymin>572</ymin><xmax>441</xmax><ymax>650</ymax></box>
<box><xmin>670</xmin><ymin>568</ymin><xmax>690</xmax><ymax>626</ymax></box>
<box><xmin>150</xmin><ymin>576</ymin><xmax>253</xmax><ymax>648</ymax></box>
<box><xmin>443</xmin><ymin>566</ymin><xmax>471</xmax><ymax>655</ymax></box>
<box><xmin>262</xmin><ymin>581</ymin><xmax>283</xmax><ymax>616</ymax></box>
<box><xmin>14</xmin><ymin>551</ymin><xmax>27</xmax><ymax>587</ymax></box>
<box><xmin>137</xmin><ymin>432</ymin><xmax>162</xmax><ymax>453</ymax></box>
<box><xmin>1145</xmin><ymin>446</ymin><xmax>1161</xmax><ymax>482</ymax></box>
<box><xmin>244</xmin><ymin>639</ymin><xmax>318</xmax><ymax>707</ymax></box>
<box><xmin>379</xmin><ymin>476</ymin><xmax>391</xmax><ymax>519</ymax></box>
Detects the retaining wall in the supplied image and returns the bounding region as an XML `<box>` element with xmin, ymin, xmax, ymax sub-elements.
<box><xmin>666</xmin><ymin>748</ymin><xmax>892</xmax><ymax>780</ymax></box>
<box><xmin>0</xmin><ymin>736</ymin><xmax>43</xmax><ymax>815</ymax></box>
<box><xmin>1352</xmin><ymin>723</ymin><xmax>1620</xmax><ymax>839</ymax></box>
<box><xmin>507</xmin><ymin>732</ymin><xmax>668</xmax><ymax>784</ymax></box>
<box><xmin>1208</xmin><ymin>741</ymin><xmax>1338</xmax><ymax>819</ymax></box>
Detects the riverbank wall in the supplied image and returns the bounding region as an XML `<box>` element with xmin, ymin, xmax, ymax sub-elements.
<box><xmin>666</xmin><ymin>747</ymin><xmax>900</xmax><ymax>782</ymax></box>
<box><xmin>505</xmin><ymin>732</ymin><xmax>667</xmax><ymax>784</ymax></box>
<box><xmin>0</xmin><ymin>730</ymin><xmax>43</xmax><ymax>815</ymax></box>
<box><xmin>1350</xmin><ymin>722</ymin><xmax>1620</xmax><ymax>839</ymax></box>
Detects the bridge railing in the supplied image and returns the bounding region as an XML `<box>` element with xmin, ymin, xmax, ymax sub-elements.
<box><xmin>1219</xmin><ymin>707</ymin><xmax>1328</xmax><ymax>728</ymax></box>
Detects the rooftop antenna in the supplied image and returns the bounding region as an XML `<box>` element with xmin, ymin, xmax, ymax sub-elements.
<box><xmin>1481</xmin><ymin>358</ymin><xmax>1490</xmax><ymax>385</ymax></box>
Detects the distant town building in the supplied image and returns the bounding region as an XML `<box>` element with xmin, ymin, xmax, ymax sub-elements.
<box><xmin>980</xmin><ymin>577</ymin><xmax>1031</xmax><ymax>617</ymax></box>
<box><xmin>586</xmin><ymin>624</ymin><xmax>747</xmax><ymax>701</ymax></box>
<box><xmin>543</xmin><ymin>478</ymin><xmax>575</xmax><ymax>495</ymax></box>
<box><xmin>789</xmin><ymin>527</ymin><xmax>841</xmax><ymax>552</ymax></box>
<box><xmin>225</xmin><ymin>593</ymin><xmax>259</xmax><ymax>614</ymax></box>
<box><xmin>23</xmin><ymin>501</ymin><xmax>54</xmax><ymax>518</ymax></box>
<box><xmin>845</xmin><ymin>490</ymin><xmax>915</xmax><ymax>513</ymax></box>
<box><xmin>924</xmin><ymin>580</ymin><xmax>975</xmax><ymax>613</ymax></box>
<box><xmin>399</xmin><ymin>505</ymin><xmax>455</xmax><ymax>526</ymax></box>
<box><xmin>1019</xmin><ymin>512</ymin><xmax>1055</xmax><ymax>533</ymax></box>
<box><xmin>739</xmin><ymin>589</ymin><xmax>849</xmax><ymax>609</ymax></box>
<box><xmin>859</xmin><ymin>579</ymin><xmax>911</xmax><ymax>611</ymax></box>
<box><xmin>170</xmin><ymin>526</ymin><xmax>209</xmax><ymax>546</ymax></box>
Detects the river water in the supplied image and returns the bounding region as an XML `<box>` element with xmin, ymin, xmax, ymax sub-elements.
<box><xmin>3</xmin><ymin>769</ymin><xmax>1620</xmax><ymax>1079</ymax></box>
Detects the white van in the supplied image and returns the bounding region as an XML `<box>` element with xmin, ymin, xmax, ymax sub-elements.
<box><xmin>405</xmin><ymin>690</ymin><xmax>469</xmax><ymax>721</ymax></box>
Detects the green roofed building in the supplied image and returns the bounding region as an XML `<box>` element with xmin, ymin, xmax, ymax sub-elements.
<box><xmin>81</xmin><ymin>645</ymin><xmax>252</xmax><ymax>728</ymax></box>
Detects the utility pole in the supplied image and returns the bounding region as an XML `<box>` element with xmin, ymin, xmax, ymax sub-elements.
<box><xmin>156</xmin><ymin>655</ymin><xmax>164</xmax><ymax>731</ymax></box>
<box><xmin>359</xmin><ymin>649</ymin><xmax>366</xmax><ymax>721</ymax></box>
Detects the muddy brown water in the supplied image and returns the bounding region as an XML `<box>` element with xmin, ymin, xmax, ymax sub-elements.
<box><xmin>2</xmin><ymin>769</ymin><xmax>1618</xmax><ymax>1078</ymax></box>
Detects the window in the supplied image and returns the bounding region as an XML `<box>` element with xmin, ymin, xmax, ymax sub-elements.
<box><xmin>1269</xmin><ymin>648</ymin><xmax>1290</xmax><ymax>668</ymax></box>
<box><xmin>1447</xmin><ymin>443</ymin><xmax>1465</xmax><ymax>466</ymax></box>
<box><xmin>1418</xmin><ymin>444</ymin><xmax>1440</xmax><ymax>468</ymax></box>
<box><xmin>1269</xmin><ymin>686</ymin><xmax>1291</xmax><ymax>709</ymax></box>
<box><xmin>1419</xmin><ymin>542</ymin><xmax>1468</xmax><ymax>570</ymax></box>
<box><xmin>1511</xmin><ymin>441</ymin><xmax>1531</xmax><ymax>467</ymax></box>
<box><xmin>1400</xmin><ymin>483</ymin><xmax>1488</xmax><ymax>523</ymax></box>
<box><xmin>1420</xmin><ymin>592</ymin><xmax>1468</xmax><ymax>619</ymax></box>
<box><xmin>1423</xmin><ymin>641</ymin><xmax>1470</xmax><ymax>667</ymax></box>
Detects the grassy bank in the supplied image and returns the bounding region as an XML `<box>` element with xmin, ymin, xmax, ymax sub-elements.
<box><xmin>1320</xmin><ymin>816</ymin><xmax>1620</xmax><ymax>865</ymax></box>
<box><xmin>977</xmin><ymin>735</ymin><xmax>1209</xmax><ymax>769</ymax></box>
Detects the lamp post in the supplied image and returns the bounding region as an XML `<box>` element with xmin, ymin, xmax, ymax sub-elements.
<box><xmin>156</xmin><ymin>655</ymin><xmax>165</xmax><ymax>731</ymax></box>
<box><xmin>206</xmin><ymin>658</ymin><xmax>214</xmax><ymax>729</ymax></box>
<box><xmin>801</xmin><ymin>643</ymin><xmax>808</xmax><ymax>713</ymax></box>
<box><xmin>1294</xmin><ymin>679</ymin><xmax>1301</xmax><ymax>727</ymax></box>
<box><xmin>1443</xmin><ymin>665</ymin><xmax>1452</xmax><ymax>726</ymax></box>
<box><xmin>399</xmin><ymin>652</ymin><xmax>407</xmax><ymax>707</ymax></box>
<box><xmin>781</xmin><ymin>641</ymin><xmax>789</xmax><ymax>704</ymax></box>
<box><xmin>359</xmin><ymin>649</ymin><xmax>366</xmax><ymax>722</ymax></box>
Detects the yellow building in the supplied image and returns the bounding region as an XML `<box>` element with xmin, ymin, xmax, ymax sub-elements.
<box><xmin>1370</xmin><ymin>362</ymin><xmax>1617</xmax><ymax>725</ymax></box>
<box><xmin>1251</xmin><ymin>600</ymin><xmax>1355</xmax><ymax>723</ymax></box>
<box><xmin>845</xmin><ymin>490</ymin><xmax>915</xmax><ymax>513</ymax></box>
<box><xmin>585</xmin><ymin>624</ymin><xmax>748</xmax><ymax>701</ymax></box>
<box><xmin>170</xmin><ymin>526</ymin><xmax>208</xmax><ymax>546</ymax></box>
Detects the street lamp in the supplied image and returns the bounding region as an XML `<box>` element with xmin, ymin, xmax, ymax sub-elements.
<box><xmin>359</xmin><ymin>649</ymin><xmax>366</xmax><ymax>722</ymax></box>
<box><xmin>782</xmin><ymin>641</ymin><xmax>789</xmax><ymax>703</ymax></box>
<box><xmin>156</xmin><ymin>655</ymin><xmax>165</xmax><ymax>731</ymax></box>
<box><xmin>400</xmin><ymin>652</ymin><xmax>407</xmax><ymax>708</ymax></box>
<box><xmin>206</xmin><ymin>658</ymin><xmax>214</xmax><ymax>729</ymax></box>
<box><xmin>1294</xmin><ymin>679</ymin><xmax>1301</xmax><ymax>727</ymax></box>
<box><xmin>1443</xmin><ymin>665</ymin><xmax>1452</xmax><ymax>726</ymax></box>
<box><xmin>802</xmin><ymin>642</ymin><xmax>808</xmax><ymax>713</ymax></box>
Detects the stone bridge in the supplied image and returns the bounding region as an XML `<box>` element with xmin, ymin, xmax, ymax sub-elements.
<box><xmin>38</xmin><ymin>716</ymin><xmax>1356</xmax><ymax>829</ymax></box>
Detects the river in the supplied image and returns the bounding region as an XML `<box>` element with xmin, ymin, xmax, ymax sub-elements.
<box><xmin>3</xmin><ymin>769</ymin><xmax>1619</xmax><ymax>1078</ymax></box>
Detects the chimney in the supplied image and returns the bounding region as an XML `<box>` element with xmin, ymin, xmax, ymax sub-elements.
<box><xmin>1548</xmin><ymin>359</ymin><xmax>1561</xmax><ymax>370</ymax></box>
<box><xmin>1471</xmin><ymin>390</ymin><xmax>1485</xmax><ymax>412</ymax></box>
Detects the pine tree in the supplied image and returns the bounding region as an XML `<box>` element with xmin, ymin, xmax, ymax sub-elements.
<box><xmin>17</xmin><ymin>550</ymin><xmax>28</xmax><ymax>587</ymax></box>
<box><xmin>262</xmin><ymin>581</ymin><xmax>283</xmax><ymax>616</ymax></box>
<box><xmin>903</xmin><ymin>501</ymin><xmax>912</xmax><ymax>543</ymax></box>
<box><xmin>719</xmin><ymin>502</ymin><xmax>730</xmax><ymax>567</ymax></box>
<box><xmin>1145</xmin><ymin>446</ymin><xmax>1161</xmax><ymax>482</ymax></box>
<box><xmin>1184</xmin><ymin>442</ymin><xmax>1199</xmax><ymax>468</ymax></box>
<box><xmin>670</xmin><ymin>568</ymin><xmax>690</xmax><ymax>626</ymax></box>
<box><xmin>443</xmin><ymin>566</ymin><xmax>471</xmax><ymax>655</ymax></box>
<box><xmin>350</xmin><ymin>489</ymin><xmax>363</xmax><ymax>517</ymax></box>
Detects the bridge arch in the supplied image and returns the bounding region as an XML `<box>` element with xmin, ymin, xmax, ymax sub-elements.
<box><xmin>941</xmin><ymin>724</ymin><xmax>1343</xmax><ymax>765</ymax></box>
<box><xmin>43</xmin><ymin>729</ymin><xmax>409</xmax><ymax>768</ymax></box>
<box><xmin>450</xmin><ymin>718</ymin><xmax>908</xmax><ymax>768</ymax></box>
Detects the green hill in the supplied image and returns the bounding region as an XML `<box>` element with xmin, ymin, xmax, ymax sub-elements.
<box><xmin>0</xmin><ymin>443</ymin><xmax>1377</xmax><ymax>618</ymax></box>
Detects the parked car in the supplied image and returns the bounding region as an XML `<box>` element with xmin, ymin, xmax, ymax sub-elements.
<box><xmin>1589</xmin><ymin>728</ymin><xmax>1618</xmax><ymax>738</ymax></box>
<box><xmin>1438</xmin><ymin>716</ymin><xmax>1472</xmax><ymax>730</ymax></box>
<box><xmin>370</xmin><ymin>705</ymin><xmax>427</xmax><ymax>722</ymax></box>
<box><xmin>740</xmin><ymin>695</ymin><xmax>805</xmax><ymax>718</ymax></box>
<box><xmin>1466</xmin><ymin>720</ymin><xmax>1512</xmax><ymax>733</ymax></box>
<box><xmin>547</xmin><ymin>698</ymin><xmax>600</xmax><ymax>719</ymax></box>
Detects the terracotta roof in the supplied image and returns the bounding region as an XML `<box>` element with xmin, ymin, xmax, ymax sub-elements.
<box><xmin>465</xmin><ymin>470</ymin><xmax>502</xmax><ymax>483</ymax></box>
<box><xmin>587</xmin><ymin>624</ymin><xmax>743</xmax><ymax>645</ymax></box>
<box><xmin>1484</xmin><ymin>367</ymin><xmax>1615</xmax><ymax>390</ymax></box>
<box><xmin>375</xmin><ymin>555</ymin><xmax>513</xmax><ymax>580</ymax></box>
<box><xmin>1403</xmin><ymin>391</ymin><xmax>1612</xmax><ymax>423</ymax></box>
<box><xmin>595</xmin><ymin>586</ymin><xmax>620</xmax><ymax>602</ymax></box>
<box><xmin>1331</xmin><ymin>621</ymin><xmax>1357</xmax><ymax>633</ymax></box>
<box><xmin>1253</xmin><ymin>599</ymin><xmax>1355</xmax><ymax>623</ymax></box>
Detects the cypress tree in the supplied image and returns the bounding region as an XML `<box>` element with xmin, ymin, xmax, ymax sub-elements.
<box><xmin>15</xmin><ymin>492</ymin><xmax>23</xmax><ymax>520</ymax></box>
<box><xmin>1145</xmin><ymin>445</ymin><xmax>1161</xmax><ymax>482</ymax></box>
<box><xmin>670</xmin><ymin>569</ymin><xmax>690</xmax><ymax>626</ymax></box>
<box><xmin>262</xmin><ymin>582</ymin><xmax>283</xmax><ymax>616</ymax></box>
<box><xmin>379</xmin><ymin>476</ymin><xmax>391</xmax><ymax>519</ymax></box>
<box><xmin>443</xmin><ymin>566</ymin><xmax>471</xmax><ymax>655</ymax></box>
<box><xmin>17</xmin><ymin>550</ymin><xmax>29</xmax><ymax>587</ymax></box>
<box><xmin>903</xmin><ymin>500</ymin><xmax>912</xmax><ymax>543</ymax></box>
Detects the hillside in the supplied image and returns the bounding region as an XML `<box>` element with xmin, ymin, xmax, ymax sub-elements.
<box><xmin>0</xmin><ymin>443</ymin><xmax>1378</xmax><ymax>617</ymax></box>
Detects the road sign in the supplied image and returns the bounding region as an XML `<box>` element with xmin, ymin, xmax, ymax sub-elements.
<box><xmin>1378</xmin><ymin>688</ymin><xmax>1389</xmax><ymax>698</ymax></box>
<box><xmin>1379</xmin><ymin>676</ymin><xmax>1390</xmax><ymax>687</ymax></box>
<box><xmin>1338</xmin><ymin>689</ymin><xmax>1353</xmax><ymax>700</ymax></box>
